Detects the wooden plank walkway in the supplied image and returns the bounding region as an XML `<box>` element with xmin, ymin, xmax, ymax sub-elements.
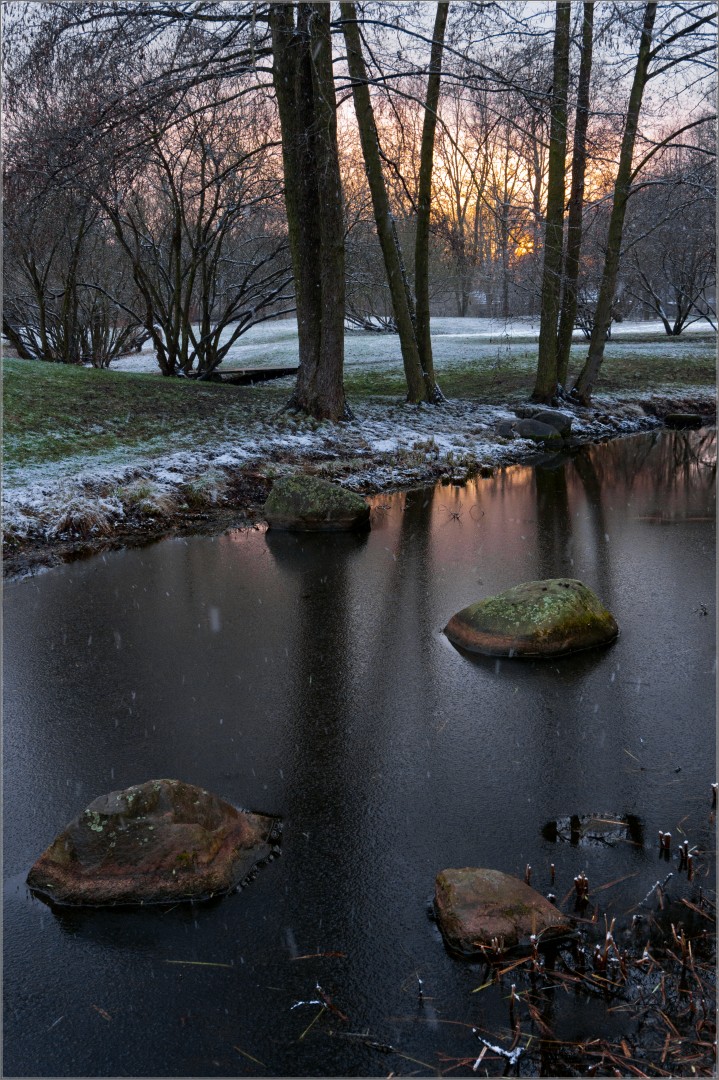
<box><xmin>213</xmin><ymin>365</ymin><xmax>298</xmax><ymax>385</ymax></box>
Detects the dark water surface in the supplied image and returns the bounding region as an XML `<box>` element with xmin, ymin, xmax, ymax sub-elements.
<box><xmin>4</xmin><ymin>429</ymin><xmax>716</xmax><ymax>1078</ymax></box>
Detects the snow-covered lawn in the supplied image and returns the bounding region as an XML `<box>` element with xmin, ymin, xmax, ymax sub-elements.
<box><xmin>112</xmin><ymin>315</ymin><xmax>715</xmax><ymax>373</ymax></box>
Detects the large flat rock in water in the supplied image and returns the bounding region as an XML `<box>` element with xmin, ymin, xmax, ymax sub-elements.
<box><xmin>444</xmin><ymin>578</ymin><xmax>618</xmax><ymax>657</ymax></box>
<box><xmin>434</xmin><ymin>868</ymin><xmax>572</xmax><ymax>955</ymax></box>
<box><xmin>264</xmin><ymin>475</ymin><xmax>371</xmax><ymax>532</ymax></box>
<box><xmin>27</xmin><ymin>779</ymin><xmax>280</xmax><ymax>906</ymax></box>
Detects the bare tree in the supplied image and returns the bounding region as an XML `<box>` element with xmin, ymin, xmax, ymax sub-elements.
<box><xmin>555</xmin><ymin>0</ymin><xmax>594</xmax><ymax>389</ymax></box>
<box><xmin>623</xmin><ymin>144</ymin><xmax>716</xmax><ymax>333</ymax></box>
<box><xmin>572</xmin><ymin>1</ymin><xmax>716</xmax><ymax>403</ymax></box>
<box><xmin>270</xmin><ymin>2</ymin><xmax>350</xmax><ymax>419</ymax></box>
<box><xmin>6</xmin><ymin>1</ymin><xmax>349</xmax><ymax>418</ymax></box>
<box><xmin>531</xmin><ymin>0</ymin><xmax>571</xmax><ymax>403</ymax></box>
<box><xmin>414</xmin><ymin>1</ymin><xmax>450</xmax><ymax>396</ymax></box>
<box><xmin>91</xmin><ymin>90</ymin><xmax>292</xmax><ymax>377</ymax></box>
<box><xmin>340</xmin><ymin>0</ymin><xmax>445</xmax><ymax>404</ymax></box>
<box><xmin>3</xmin><ymin>133</ymin><xmax>143</xmax><ymax>366</ymax></box>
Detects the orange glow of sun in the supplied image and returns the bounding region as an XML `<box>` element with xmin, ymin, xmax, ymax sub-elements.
<box><xmin>514</xmin><ymin>235</ymin><xmax>535</xmax><ymax>258</ymax></box>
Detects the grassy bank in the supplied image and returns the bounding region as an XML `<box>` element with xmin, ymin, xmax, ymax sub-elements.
<box><xmin>3</xmin><ymin>332</ymin><xmax>716</xmax><ymax>470</ymax></box>
<box><xmin>3</xmin><ymin>330</ymin><xmax>715</xmax><ymax>578</ymax></box>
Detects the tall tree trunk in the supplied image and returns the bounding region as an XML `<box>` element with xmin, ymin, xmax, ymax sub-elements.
<box><xmin>501</xmin><ymin>196</ymin><xmax>510</xmax><ymax>319</ymax></box>
<box><xmin>555</xmin><ymin>1</ymin><xmax>594</xmax><ymax>389</ymax></box>
<box><xmin>531</xmin><ymin>0</ymin><xmax>571</xmax><ymax>404</ymax></box>
<box><xmin>270</xmin><ymin>3</ymin><xmax>349</xmax><ymax>420</ymax></box>
<box><xmin>414</xmin><ymin>1</ymin><xmax>449</xmax><ymax>402</ymax></box>
<box><xmin>340</xmin><ymin>1</ymin><xmax>438</xmax><ymax>404</ymax></box>
<box><xmin>572</xmin><ymin>2</ymin><xmax>657</xmax><ymax>405</ymax></box>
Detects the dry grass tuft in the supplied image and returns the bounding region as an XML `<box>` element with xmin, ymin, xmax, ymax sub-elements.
<box><xmin>116</xmin><ymin>481</ymin><xmax>178</xmax><ymax>519</ymax></box>
<box><xmin>48</xmin><ymin>498</ymin><xmax>121</xmax><ymax>539</ymax></box>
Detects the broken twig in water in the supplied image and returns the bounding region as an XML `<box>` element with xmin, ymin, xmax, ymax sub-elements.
<box><xmin>292</xmin><ymin>983</ymin><xmax>348</xmax><ymax>1022</ymax></box>
<box><xmin>332</xmin><ymin>1031</ymin><xmax>396</xmax><ymax>1053</ymax></box>
<box><xmin>291</xmin><ymin>951</ymin><xmax>347</xmax><ymax>961</ymax></box>
<box><xmin>593</xmin><ymin>871</ymin><xmax>640</xmax><ymax>895</ymax></box>
<box><xmin>233</xmin><ymin>1046</ymin><xmax>267</xmax><ymax>1068</ymax></box>
<box><xmin>298</xmin><ymin>1007</ymin><xmax>325</xmax><ymax>1041</ymax></box>
<box><xmin>164</xmin><ymin>959</ymin><xmax>234</xmax><ymax>968</ymax></box>
<box><xmin>472</xmin><ymin>1044</ymin><xmax>488</xmax><ymax>1071</ymax></box>
<box><xmin>472</xmin><ymin>1029</ymin><xmax>525</xmax><ymax>1067</ymax></box>
<box><xmin>629</xmin><ymin>872</ymin><xmax>674</xmax><ymax>912</ymax></box>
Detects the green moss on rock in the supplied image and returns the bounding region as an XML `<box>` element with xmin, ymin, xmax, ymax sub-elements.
<box><xmin>444</xmin><ymin>578</ymin><xmax>618</xmax><ymax>658</ymax></box>
<box><xmin>264</xmin><ymin>474</ymin><xmax>370</xmax><ymax>532</ymax></box>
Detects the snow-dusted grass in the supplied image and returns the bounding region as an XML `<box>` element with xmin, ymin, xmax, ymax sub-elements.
<box><xmin>111</xmin><ymin>315</ymin><xmax>715</xmax><ymax>374</ymax></box>
<box><xmin>3</xmin><ymin>318</ymin><xmax>715</xmax><ymax>552</ymax></box>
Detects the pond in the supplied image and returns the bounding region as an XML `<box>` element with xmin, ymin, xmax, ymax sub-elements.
<box><xmin>4</xmin><ymin>428</ymin><xmax>716</xmax><ymax>1077</ymax></box>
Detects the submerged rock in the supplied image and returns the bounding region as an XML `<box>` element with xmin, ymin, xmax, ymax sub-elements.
<box><xmin>264</xmin><ymin>475</ymin><xmax>371</xmax><ymax>532</ymax></box>
<box><xmin>444</xmin><ymin>578</ymin><xmax>618</xmax><ymax>658</ymax></box>
<box><xmin>542</xmin><ymin>813</ymin><xmax>643</xmax><ymax>847</ymax></box>
<box><xmin>434</xmin><ymin>868</ymin><xmax>572</xmax><ymax>955</ymax></box>
<box><xmin>27</xmin><ymin>779</ymin><xmax>280</xmax><ymax>906</ymax></box>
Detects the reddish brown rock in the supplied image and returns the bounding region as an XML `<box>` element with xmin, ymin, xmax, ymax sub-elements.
<box><xmin>27</xmin><ymin>779</ymin><xmax>280</xmax><ymax>906</ymax></box>
<box><xmin>434</xmin><ymin>868</ymin><xmax>572</xmax><ymax>956</ymax></box>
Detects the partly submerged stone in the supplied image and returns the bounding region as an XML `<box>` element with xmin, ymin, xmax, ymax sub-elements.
<box><xmin>434</xmin><ymin>868</ymin><xmax>572</xmax><ymax>956</ymax></box>
<box><xmin>496</xmin><ymin>420</ymin><xmax>519</xmax><ymax>439</ymax></box>
<box><xmin>530</xmin><ymin>409</ymin><xmax>573</xmax><ymax>439</ymax></box>
<box><xmin>444</xmin><ymin>578</ymin><xmax>618</xmax><ymax>658</ymax></box>
<box><xmin>26</xmin><ymin>779</ymin><xmax>280</xmax><ymax>907</ymax></box>
<box><xmin>264</xmin><ymin>475</ymin><xmax>371</xmax><ymax>532</ymax></box>
<box><xmin>513</xmin><ymin>419</ymin><xmax>564</xmax><ymax>446</ymax></box>
<box><xmin>664</xmin><ymin>412</ymin><xmax>705</xmax><ymax>429</ymax></box>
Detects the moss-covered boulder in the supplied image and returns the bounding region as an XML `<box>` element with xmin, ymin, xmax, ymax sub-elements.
<box><xmin>264</xmin><ymin>475</ymin><xmax>371</xmax><ymax>532</ymax></box>
<box><xmin>434</xmin><ymin>868</ymin><xmax>572</xmax><ymax>956</ymax></box>
<box><xmin>27</xmin><ymin>779</ymin><xmax>280</xmax><ymax>906</ymax></box>
<box><xmin>444</xmin><ymin>578</ymin><xmax>618</xmax><ymax>658</ymax></box>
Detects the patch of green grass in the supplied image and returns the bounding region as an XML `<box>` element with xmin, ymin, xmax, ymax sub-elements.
<box><xmin>2</xmin><ymin>359</ymin><xmax>275</xmax><ymax>466</ymax></box>
<box><xmin>343</xmin><ymin>336</ymin><xmax>716</xmax><ymax>402</ymax></box>
<box><xmin>575</xmin><ymin>345</ymin><xmax>716</xmax><ymax>393</ymax></box>
<box><xmin>343</xmin><ymin>354</ymin><xmax>538</xmax><ymax>401</ymax></box>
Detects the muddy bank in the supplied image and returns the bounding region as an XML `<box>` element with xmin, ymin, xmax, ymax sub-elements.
<box><xmin>3</xmin><ymin>393</ymin><xmax>715</xmax><ymax>580</ymax></box>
